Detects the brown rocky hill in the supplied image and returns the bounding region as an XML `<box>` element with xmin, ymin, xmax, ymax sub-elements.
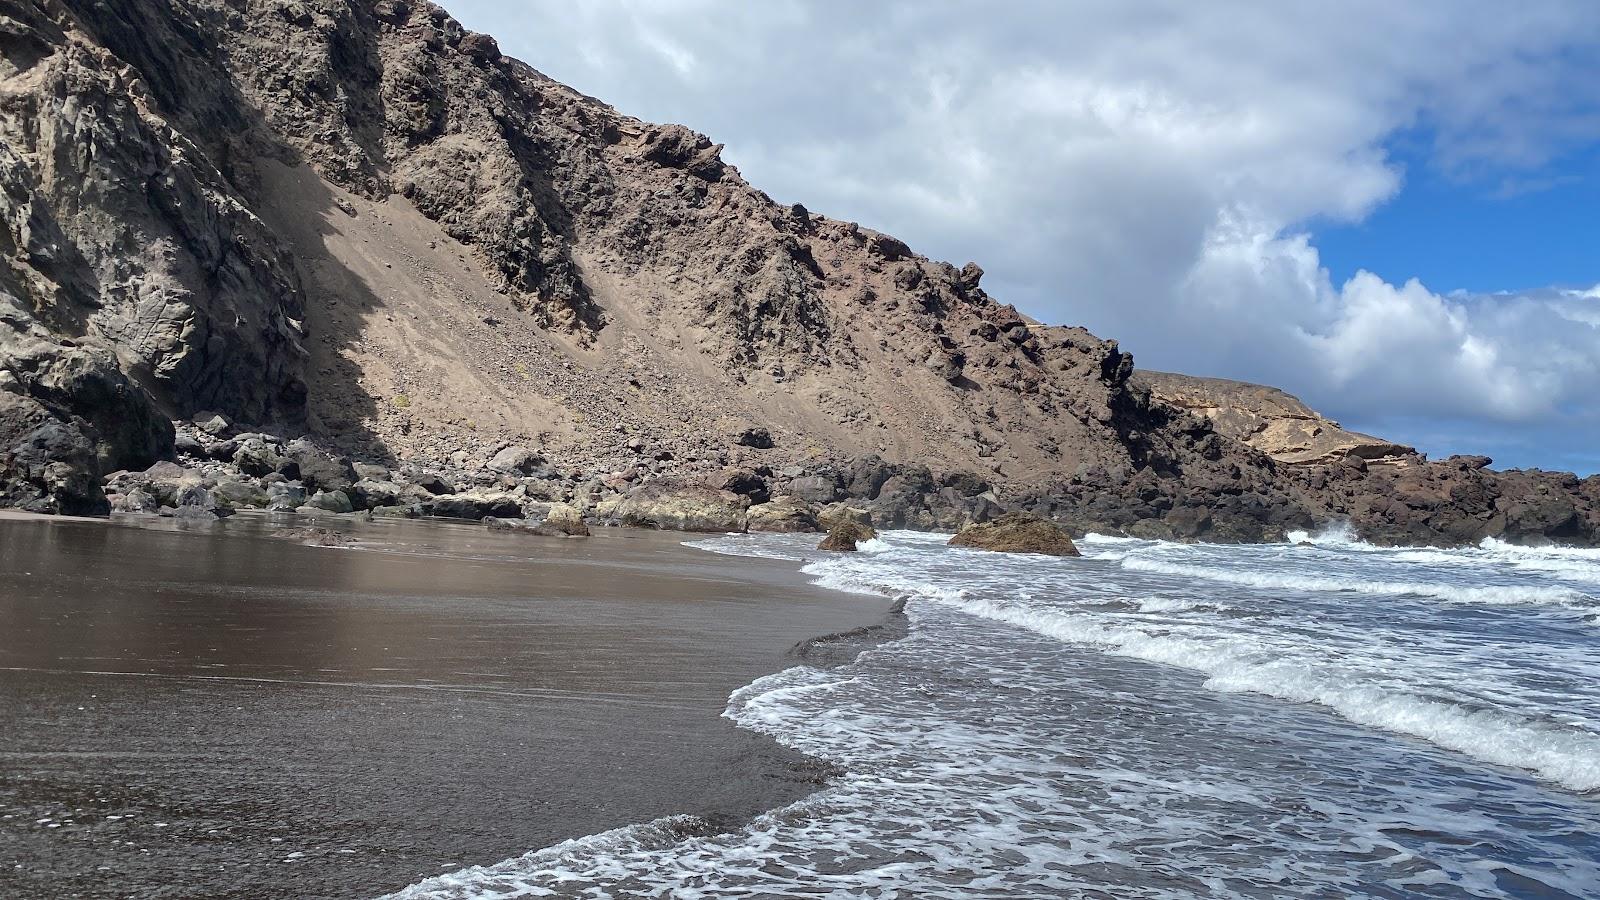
<box><xmin>1</xmin><ymin>0</ymin><xmax>1596</xmax><ymax>546</ymax></box>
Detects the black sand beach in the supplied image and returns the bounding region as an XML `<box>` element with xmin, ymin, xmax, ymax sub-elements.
<box><xmin>0</xmin><ymin>514</ymin><xmax>892</xmax><ymax>899</ymax></box>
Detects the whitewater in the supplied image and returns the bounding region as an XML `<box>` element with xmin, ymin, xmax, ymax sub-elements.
<box><xmin>387</xmin><ymin>529</ymin><xmax>1600</xmax><ymax>898</ymax></box>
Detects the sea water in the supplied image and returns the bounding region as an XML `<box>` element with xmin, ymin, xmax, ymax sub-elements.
<box><xmin>387</xmin><ymin>529</ymin><xmax>1600</xmax><ymax>898</ymax></box>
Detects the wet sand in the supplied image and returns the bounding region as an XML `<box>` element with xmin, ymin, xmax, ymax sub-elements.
<box><xmin>0</xmin><ymin>513</ymin><xmax>892</xmax><ymax>899</ymax></box>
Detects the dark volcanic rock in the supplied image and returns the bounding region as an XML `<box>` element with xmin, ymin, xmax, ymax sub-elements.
<box><xmin>273</xmin><ymin>526</ymin><xmax>353</xmax><ymax>547</ymax></box>
<box><xmin>0</xmin><ymin>298</ymin><xmax>172</xmax><ymax>514</ymax></box>
<box><xmin>735</xmin><ymin>426</ymin><xmax>774</xmax><ymax>449</ymax></box>
<box><xmin>285</xmin><ymin>441</ymin><xmax>356</xmax><ymax>494</ymax></box>
<box><xmin>427</xmin><ymin>493</ymin><xmax>522</xmax><ymax>521</ymax></box>
<box><xmin>718</xmin><ymin>468</ymin><xmax>772</xmax><ymax>505</ymax></box>
<box><xmin>818</xmin><ymin>520</ymin><xmax>875</xmax><ymax>552</ymax></box>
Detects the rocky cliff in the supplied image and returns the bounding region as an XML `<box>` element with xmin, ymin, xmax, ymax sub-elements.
<box><xmin>1134</xmin><ymin>371</ymin><xmax>1414</xmax><ymax>466</ymax></box>
<box><xmin>1</xmin><ymin>0</ymin><xmax>1596</xmax><ymax>546</ymax></box>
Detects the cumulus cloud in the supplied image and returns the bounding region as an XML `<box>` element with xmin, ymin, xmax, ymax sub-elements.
<box><xmin>447</xmin><ymin>0</ymin><xmax>1600</xmax><ymax>464</ymax></box>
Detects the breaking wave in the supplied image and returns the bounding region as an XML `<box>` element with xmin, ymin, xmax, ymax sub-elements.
<box><xmin>1116</xmin><ymin>556</ymin><xmax>1595</xmax><ymax>609</ymax></box>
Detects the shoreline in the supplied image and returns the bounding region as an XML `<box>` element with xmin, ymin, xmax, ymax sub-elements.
<box><xmin>0</xmin><ymin>514</ymin><xmax>896</xmax><ymax>900</ymax></box>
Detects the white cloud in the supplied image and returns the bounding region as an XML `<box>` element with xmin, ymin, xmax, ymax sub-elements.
<box><xmin>446</xmin><ymin>0</ymin><xmax>1600</xmax><ymax>458</ymax></box>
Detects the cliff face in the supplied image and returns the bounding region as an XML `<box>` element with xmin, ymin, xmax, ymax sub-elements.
<box><xmin>0</xmin><ymin>0</ymin><xmax>1595</xmax><ymax>546</ymax></box>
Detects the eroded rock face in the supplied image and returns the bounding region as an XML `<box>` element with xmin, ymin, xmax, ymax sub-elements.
<box><xmin>0</xmin><ymin>295</ymin><xmax>172</xmax><ymax>513</ymax></box>
<box><xmin>0</xmin><ymin>26</ymin><xmax>309</xmax><ymax>424</ymax></box>
<box><xmin>1136</xmin><ymin>371</ymin><xmax>1414</xmax><ymax>465</ymax></box>
<box><xmin>949</xmin><ymin>513</ymin><xmax>1080</xmax><ymax>557</ymax></box>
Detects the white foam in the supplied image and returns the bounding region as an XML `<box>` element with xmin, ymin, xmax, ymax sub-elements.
<box><xmin>1284</xmin><ymin>521</ymin><xmax>1374</xmax><ymax>549</ymax></box>
<box><xmin>927</xmin><ymin>592</ymin><xmax>1600</xmax><ymax>792</ymax></box>
<box><xmin>1078</xmin><ymin>532</ymin><xmax>1145</xmax><ymax>546</ymax></box>
<box><xmin>1131</xmin><ymin>596</ymin><xmax>1217</xmax><ymax>614</ymax></box>
<box><xmin>681</xmin><ymin>536</ymin><xmax>804</xmax><ymax>562</ymax></box>
<box><xmin>1118</xmin><ymin>556</ymin><xmax>1594</xmax><ymax>609</ymax></box>
<box><xmin>791</xmin><ymin>534</ymin><xmax>1600</xmax><ymax>792</ymax></box>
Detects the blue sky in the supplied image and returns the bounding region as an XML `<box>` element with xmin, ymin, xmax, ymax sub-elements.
<box><xmin>451</xmin><ymin>1</ymin><xmax>1600</xmax><ymax>473</ymax></box>
<box><xmin>1314</xmin><ymin>138</ymin><xmax>1600</xmax><ymax>297</ymax></box>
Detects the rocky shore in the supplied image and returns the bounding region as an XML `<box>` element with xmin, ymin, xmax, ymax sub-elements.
<box><xmin>90</xmin><ymin>412</ymin><xmax>1009</xmax><ymax>538</ymax></box>
<box><xmin>73</xmin><ymin>406</ymin><xmax>1599</xmax><ymax>553</ymax></box>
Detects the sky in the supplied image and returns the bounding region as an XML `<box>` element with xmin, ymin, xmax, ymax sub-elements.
<box><xmin>448</xmin><ymin>1</ymin><xmax>1600</xmax><ymax>472</ymax></box>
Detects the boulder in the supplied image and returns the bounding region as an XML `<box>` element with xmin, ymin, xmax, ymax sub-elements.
<box><xmin>925</xmin><ymin>349</ymin><xmax>965</xmax><ymax>382</ymax></box>
<box><xmin>843</xmin><ymin>456</ymin><xmax>897</xmax><ymax>499</ymax></box>
<box><xmin>609</xmin><ymin>480</ymin><xmax>749</xmax><ymax>532</ymax></box>
<box><xmin>233</xmin><ymin>438</ymin><xmax>296</xmax><ymax>478</ymax></box>
<box><xmin>427</xmin><ymin>492</ymin><xmax>523</xmax><ymax>520</ymax></box>
<box><xmin>718</xmin><ymin>467</ymin><xmax>771</xmax><ymax>505</ymax></box>
<box><xmin>285</xmin><ymin>439</ymin><xmax>355</xmax><ymax>493</ymax></box>
<box><xmin>206</xmin><ymin>438</ymin><xmax>240</xmax><ymax>461</ymax></box>
<box><xmin>109</xmin><ymin>461</ymin><xmax>205</xmax><ymax>508</ymax></box>
<box><xmin>163</xmin><ymin>485</ymin><xmax>234</xmax><ymax>520</ymax></box>
<box><xmin>0</xmin><ymin>401</ymin><xmax>103</xmax><ymax>514</ymax></box>
<box><xmin>0</xmin><ymin>327</ymin><xmax>172</xmax><ymax>514</ymax></box>
<box><xmin>108</xmin><ymin>486</ymin><xmax>161</xmax><ymax>514</ymax></box>
<box><xmin>535</xmin><ymin>502</ymin><xmax>590</xmax><ymax>536</ymax></box>
<box><xmin>352</xmin><ymin>462</ymin><xmax>391</xmax><ymax>480</ymax></box>
<box><xmin>787</xmin><ymin>473</ymin><xmax>842</xmax><ymax>504</ymax></box>
<box><xmin>872</xmin><ymin>467</ymin><xmax>937</xmax><ymax>528</ymax></box>
<box><xmin>305</xmin><ymin>489</ymin><xmax>355</xmax><ymax>514</ymax></box>
<box><xmin>818</xmin><ymin>520</ymin><xmax>875</xmax><ymax>552</ymax></box>
<box><xmin>411</xmin><ymin>472</ymin><xmax>455</xmax><ymax>495</ymax></box>
<box><xmin>266</xmin><ymin>481</ymin><xmax>307</xmax><ymax>511</ymax></box>
<box><xmin>214</xmin><ymin>478</ymin><xmax>269</xmax><ymax>508</ymax></box>
<box><xmin>747</xmin><ymin>496</ymin><xmax>821</xmax><ymax>533</ymax></box>
<box><xmin>369</xmin><ymin>505</ymin><xmax>420</xmax><ymax>518</ymax></box>
<box><xmin>483</xmin><ymin>503</ymin><xmax>589</xmax><ymax>537</ymax></box>
<box><xmin>735</xmin><ymin>426</ymin><xmax>774</xmax><ymax>449</ymax></box>
<box><xmin>948</xmin><ymin>512</ymin><xmax>1079</xmax><ymax>557</ymax></box>
<box><xmin>487</xmin><ymin>445</ymin><xmax>543</xmax><ymax>475</ymax></box>
<box><xmin>348</xmin><ymin>479</ymin><xmax>430</xmax><ymax>510</ymax></box>
<box><xmin>519</xmin><ymin>476</ymin><xmax>567</xmax><ymax>503</ymax></box>
<box><xmin>167</xmin><ymin>503</ymin><xmax>228</xmax><ymax>524</ymax></box>
<box><xmin>193</xmin><ymin>411</ymin><xmax>231</xmax><ymax>436</ymax></box>
<box><xmin>818</xmin><ymin>504</ymin><xmax>876</xmax><ymax>536</ymax></box>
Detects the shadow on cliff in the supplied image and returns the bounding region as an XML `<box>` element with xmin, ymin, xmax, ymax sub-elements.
<box><xmin>248</xmin><ymin>162</ymin><xmax>403</xmax><ymax>467</ymax></box>
<box><xmin>58</xmin><ymin>0</ymin><xmax>398</xmax><ymax>465</ymax></box>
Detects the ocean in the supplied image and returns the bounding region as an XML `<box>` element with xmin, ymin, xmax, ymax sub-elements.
<box><xmin>388</xmin><ymin>528</ymin><xmax>1600</xmax><ymax>898</ymax></box>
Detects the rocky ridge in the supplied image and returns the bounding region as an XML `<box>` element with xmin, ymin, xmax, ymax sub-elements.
<box><xmin>1135</xmin><ymin>371</ymin><xmax>1414</xmax><ymax>466</ymax></box>
<box><xmin>1</xmin><ymin>0</ymin><xmax>1597</xmax><ymax>547</ymax></box>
